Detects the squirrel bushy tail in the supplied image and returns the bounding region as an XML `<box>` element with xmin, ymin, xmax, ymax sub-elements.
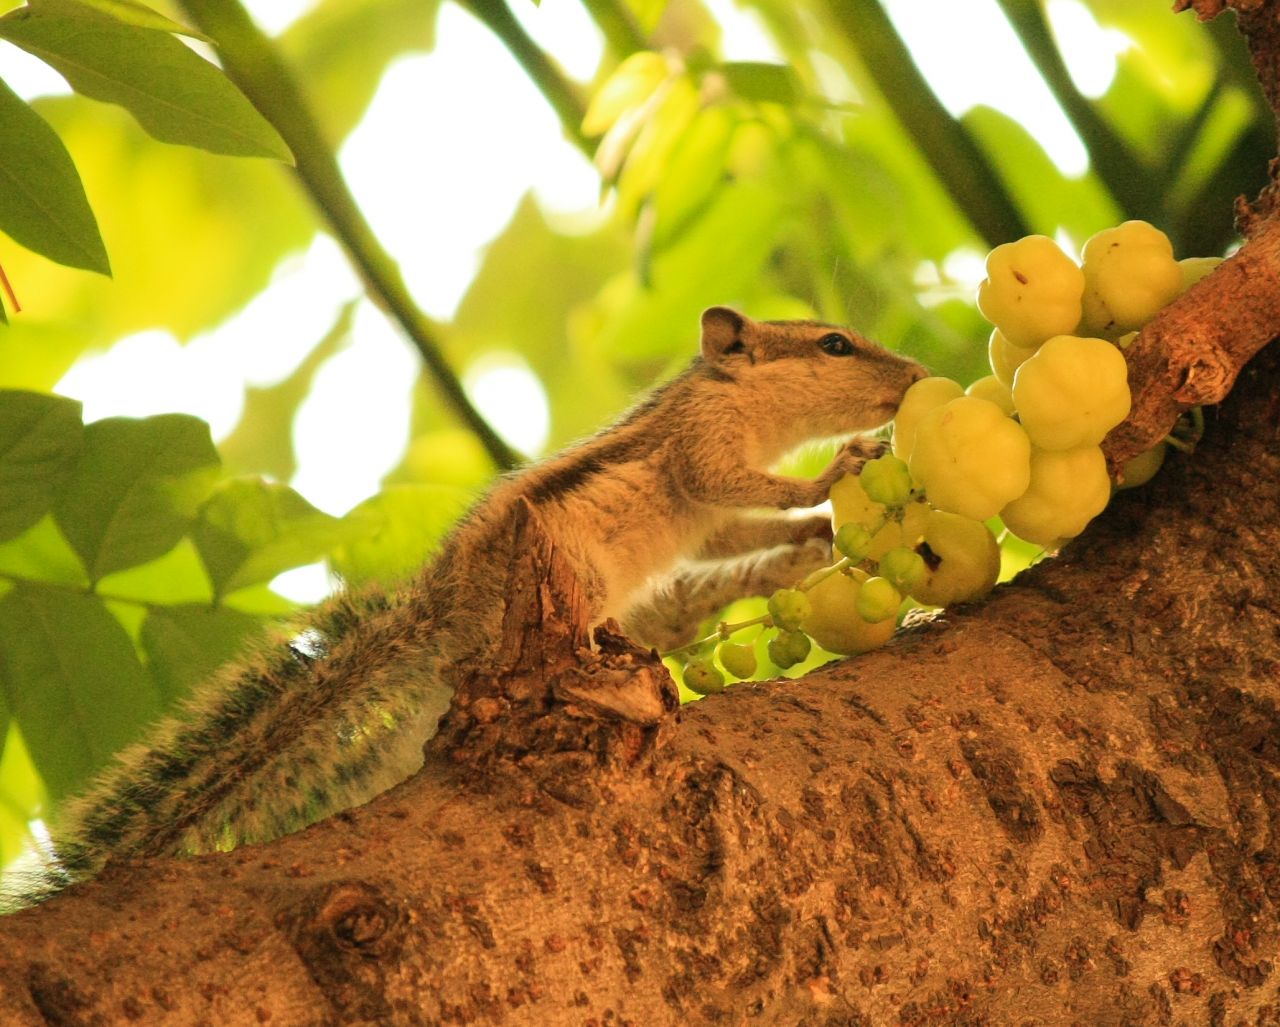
<box><xmin>43</xmin><ymin>567</ymin><xmax>461</xmax><ymax>886</ymax></box>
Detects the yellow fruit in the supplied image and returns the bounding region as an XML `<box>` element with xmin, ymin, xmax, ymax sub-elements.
<box><xmin>1178</xmin><ymin>256</ymin><xmax>1223</xmax><ymax>293</ymax></box>
<box><xmin>1012</xmin><ymin>335</ymin><xmax>1131</xmax><ymax>450</ymax></box>
<box><xmin>965</xmin><ymin>374</ymin><xmax>1015</xmax><ymax>415</ymax></box>
<box><xmin>1000</xmin><ymin>445</ymin><xmax>1111</xmax><ymax>545</ymax></box>
<box><xmin>909</xmin><ymin>510</ymin><xmax>1000</xmax><ymax>607</ymax></box>
<box><xmin>801</xmin><ymin>568</ymin><xmax>896</xmax><ymax>656</ymax></box>
<box><xmin>1118</xmin><ymin>443</ymin><xmax>1167</xmax><ymax>490</ymax></box>
<box><xmin>891</xmin><ymin>376</ymin><xmax>964</xmax><ymax>463</ymax></box>
<box><xmin>1079</xmin><ymin>220</ymin><xmax>1182</xmax><ymax>335</ymax></box>
<box><xmin>908</xmin><ymin>397</ymin><xmax>1032</xmax><ymax>521</ymax></box>
<box><xmin>988</xmin><ymin>328</ymin><xmax>1038</xmax><ymax>388</ymax></box>
<box><xmin>976</xmin><ymin>234</ymin><xmax>1085</xmax><ymax>348</ymax></box>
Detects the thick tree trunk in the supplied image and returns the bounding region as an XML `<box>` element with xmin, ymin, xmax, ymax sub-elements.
<box><xmin>4</xmin><ymin>338</ymin><xmax>1278</xmax><ymax>1026</ymax></box>
<box><xmin>4</xmin><ymin>4</ymin><xmax>1280</xmax><ymax>1024</ymax></box>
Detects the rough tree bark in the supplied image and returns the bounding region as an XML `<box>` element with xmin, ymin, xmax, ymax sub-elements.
<box><xmin>2</xmin><ymin>3</ymin><xmax>1279</xmax><ymax>1025</ymax></box>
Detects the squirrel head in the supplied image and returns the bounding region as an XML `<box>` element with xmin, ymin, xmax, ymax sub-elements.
<box><xmin>699</xmin><ymin>306</ymin><xmax>928</xmax><ymax>444</ymax></box>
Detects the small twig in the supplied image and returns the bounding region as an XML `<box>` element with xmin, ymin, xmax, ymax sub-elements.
<box><xmin>0</xmin><ymin>259</ymin><xmax>21</xmax><ymax>313</ymax></box>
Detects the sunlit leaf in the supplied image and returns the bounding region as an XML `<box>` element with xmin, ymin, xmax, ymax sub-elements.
<box><xmin>0</xmin><ymin>514</ymin><xmax>87</xmax><ymax>587</ymax></box>
<box><xmin>0</xmin><ymin>0</ymin><xmax>292</xmax><ymax>160</ymax></box>
<box><xmin>96</xmin><ymin>537</ymin><xmax>213</xmax><ymax>606</ymax></box>
<box><xmin>0</xmin><ymin>97</ymin><xmax>314</xmax><ymax>389</ymax></box>
<box><xmin>279</xmin><ymin>0</ymin><xmax>442</xmax><ymax>145</ymax></box>
<box><xmin>597</xmin><ymin>177</ymin><xmax>792</xmax><ymax>361</ymax></box>
<box><xmin>52</xmin><ymin>413</ymin><xmax>221</xmax><ymax>582</ymax></box>
<box><xmin>0</xmin><ymin>390</ymin><xmax>83</xmax><ymax>543</ymax></box>
<box><xmin>140</xmin><ymin>603</ymin><xmax>260</xmax><ymax>703</ymax></box>
<box><xmin>447</xmin><ymin>196</ymin><xmax>633</xmax><ymax>447</ymax></box>
<box><xmin>582</xmin><ymin>50</ymin><xmax>670</xmax><ymax>136</ymax></box>
<box><xmin>615</xmin><ymin>74</ymin><xmax>700</xmax><ymax>211</ymax></box>
<box><xmin>649</xmin><ymin>104</ymin><xmax>735</xmax><ymax>252</ymax></box>
<box><xmin>0</xmin><ymin>583</ymin><xmax>159</xmax><ymax>800</ymax></box>
<box><xmin>217</xmin><ymin>301</ymin><xmax>354</xmax><ymax>481</ymax></box>
<box><xmin>331</xmin><ymin>483</ymin><xmax>473</xmax><ymax>587</ymax></box>
<box><xmin>960</xmin><ymin>105</ymin><xmax>1120</xmax><ymax>242</ymax></box>
<box><xmin>192</xmin><ymin>478</ymin><xmax>353</xmax><ymax>598</ymax></box>
<box><xmin>57</xmin><ymin>0</ymin><xmax>210</xmax><ymax>40</ymax></box>
<box><xmin>0</xmin><ymin>76</ymin><xmax>108</xmax><ymax>274</ymax></box>
<box><xmin>720</xmin><ymin>62</ymin><xmax>802</xmax><ymax>106</ymax></box>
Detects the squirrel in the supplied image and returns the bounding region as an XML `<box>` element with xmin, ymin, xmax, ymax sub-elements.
<box><xmin>38</xmin><ymin>306</ymin><xmax>927</xmax><ymax>888</ymax></box>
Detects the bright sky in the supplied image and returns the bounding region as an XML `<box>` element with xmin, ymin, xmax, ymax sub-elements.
<box><xmin>2</xmin><ymin>0</ymin><xmax>1127</xmax><ymax>602</ymax></box>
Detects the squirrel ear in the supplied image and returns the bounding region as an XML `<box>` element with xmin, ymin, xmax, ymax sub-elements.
<box><xmin>700</xmin><ymin>306</ymin><xmax>749</xmax><ymax>362</ymax></box>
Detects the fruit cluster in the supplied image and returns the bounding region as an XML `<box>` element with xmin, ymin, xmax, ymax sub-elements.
<box><xmin>675</xmin><ymin>221</ymin><xmax>1216</xmax><ymax>694</ymax></box>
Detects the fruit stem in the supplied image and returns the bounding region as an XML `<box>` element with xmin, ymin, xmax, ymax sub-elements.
<box><xmin>660</xmin><ymin>614</ymin><xmax>771</xmax><ymax>659</ymax></box>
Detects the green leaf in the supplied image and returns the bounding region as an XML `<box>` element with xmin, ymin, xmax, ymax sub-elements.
<box><xmin>0</xmin><ymin>390</ymin><xmax>84</xmax><ymax>544</ymax></box>
<box><xmin>720</xmin><ymin>61</ymin><xmax>802</xmax><ymax>106</ymax></box>
<box><xmin>0</xmin><ymin>513</ymin><xmax>88</xmax><ymax>588</ymax></box>
<box><xmin>140</xmin><ymin>603</ymin><xmax>260</xmax><ymax>704</ymax></box>
<box><xmin>192</xmin><ymin>478</ymin><xmax>352</xmax><ymax>598</ymax></box>
<box><xmin>217</xmin><ymin>301</ymin><xmax>355</xmax><ymax>481</ymax></box>
<box><xmin>62</xmin><ymin>0</ymin><xmax>211</xmax><ymax>40</ymax></box>
<box><xmin>0</xmin><ymin>75</ymin><xmax>109</xmax><ymax>274</ymax></box>
<box><xmin>331</xmin><ymin>483</ymin><xmax>473</xmax><ymax>588</ymax></box>
<box><xmin>960</xmin><ymin>105</ymin><xmax>1120</xmax><ymax>242</ymax></box>
<box><xmin>0</xmin><ymin>583</ymin><xmax>159</xmax><ymax>800</ymax></box>
<box><xmin>649</xmin><ymin>104</ymin><xmax>735</xmax><ymax>253</ymax></box>
<box><xmin>52</xmin><ymin>413</ymin><xmax>221</xmax><ymax>582</ymax></box>
<box><xmin>0</xmin><ymin>0</ymin><xmax>292</xmax><ymax>160</ymax></box>
<box><xmin>96</xmin><ymin>537</ymin><xmax>213</xmax><ymax>606</ymax></box>
<box><xmin>279</xmin><ymin>0</ymin><xmax>442</xmax><ymax>144</ymax></box>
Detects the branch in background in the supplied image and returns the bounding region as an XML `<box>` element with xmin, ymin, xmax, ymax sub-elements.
<box><xmin>453</xmin><ymin>0</ymin><xmax>592</xmax><ymax>157</ymax></box>
<box><xmin>822</xmin><ymin>0</ymin><xmax>1032</xmax><ymax>247</ymax></box>
<box><xmin>580</xmin><ymin>0</ymin><xmax>646</xmax><ymax>60</ymax></box>
<box><xmin>174</xmin><ymin>0</ymin><xmax>519</xmax><ymax>472</ymax></box>
<box><xmin>996</xmin><ymin>0</ymin><xmax>1156</xmax><ymax>223</ymax></box>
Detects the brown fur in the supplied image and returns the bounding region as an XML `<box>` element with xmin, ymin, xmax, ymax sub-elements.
<box><xmin>48</xmin><ymin>308</ymin><xmax>925</xmax><ymax>877</ymax></box>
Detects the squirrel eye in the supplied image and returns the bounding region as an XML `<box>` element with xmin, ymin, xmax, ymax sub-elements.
<box><xmin>818</xmin><ymin>332</ymin><xmax>854</xmax><ymax>356</ymax></box>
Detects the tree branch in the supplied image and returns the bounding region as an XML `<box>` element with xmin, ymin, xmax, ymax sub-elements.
<box><xmin>995</xmin><ymin>0</ymin><xmax>1157</xmax><ymax>222</ymax></box>
<box><xmin>175</xmin><ymin>0</ymin><xmax>519</xmax><ymax>472</ymax></box>
<box><xmin>821</xmin><ymin>0</ymin><xmax>1032</xmax><ymax>247</ymax></box>
<box><xmin>453</xmin><ymin>0</ymin><xmax>593</xmax><ymax>157</ymax></box>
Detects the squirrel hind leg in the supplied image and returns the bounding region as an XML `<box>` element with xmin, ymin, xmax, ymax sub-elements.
<box><xmin>621</xmin><ymin>537</ymin><xmax>832</xmax><ymax>652</ymax></box>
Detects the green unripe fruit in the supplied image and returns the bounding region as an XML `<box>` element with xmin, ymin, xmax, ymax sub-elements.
<box><xmin>908</xmin><ymin>396</ymin><xmax>1032</xmax><ymax>522</ymax></box>
<box><xmin>1118</xmin><ymin>443</ymin><xmax>1167</xmax><ymax>490</ymax></box>
<box><xmin>683</xmin><ymin>656</ymin><xmax>725</xmax><ymax>695</ymax></box>
<box><xmin>717</xmin><ymin>642</ymin><xmax>757</xmax><ymax>680</ymax></box>
<box><xmin>976</xmin><ymin>234</ymin><xmax>1084</xmax><ymax>348</ymax></box>
<box><xmin>801</xmin><ymin>568</ymin><xmax>897</xmax><ymax>656</ymax></box>
<box><xmin>855</xmin><ymin>576</ymin><xmax>901</xmax><ymax>623</ymax></box>
<box><xmin>892</xmin><ymin>376</ymin><xmax>964</xmax><ymax>463</ymax></box>
<box><xmin>859</xmin><ymin>454</ymin><xmax>913</xmax><ymax>507</ymax></box>
<box><xmin>834</xmin><ymin>522</ymin><xmax>873</xmax><ymax>562</ymax></box>
<box><xmin>768</xmin><ymin>629</ymin><xmax>811</xmax><ymax>669</ymax></box>
<box><xmin>829</xmin><ymin>478</ymin><xmax>930</xmax><ymax>560</ymax></box>
<box><xmin>767</xmin><ymin>588</ymin><xmax>811</xmax><ymax>632</ymax></box>
<box><xmin>877</xmin><ymin>546</ymin><xmax>926</xmax><ymax>593</ymax></box>
<box><xmin>1011</xmin><ymin>334</ymin><xmax>1131</xmax><ymax>451</ymax></box>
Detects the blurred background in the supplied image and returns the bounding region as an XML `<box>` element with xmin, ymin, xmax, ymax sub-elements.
<box><xmin>0</xmin><ymin>0</ymin><xmax>1269</xmax><ymax>873</ymax></box>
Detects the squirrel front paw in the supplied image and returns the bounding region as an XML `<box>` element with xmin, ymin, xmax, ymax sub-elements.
<box><xmin>818</xmin><ymin>436</ymin><xmax>889</xmax><ymax>492</ymax></box>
